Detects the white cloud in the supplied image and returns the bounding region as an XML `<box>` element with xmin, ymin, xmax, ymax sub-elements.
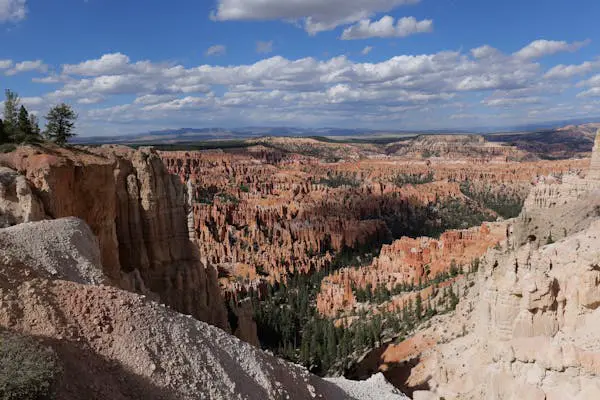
<box><xmin>32</xmin><ymin>74</ymin><xmax>70</xmax><ymax>84</ymax></box>
<box><xmin>0</xmin><ymin>59</ymin><xmax>12</xmax><ymax>69</ymax></box>
<box><xmin>544</xmin><ymin>60</ymin><xmax>599</xmax><ymax>79</ymax></box>
<box><xmin>471</xmin><ymin>45</ymin><xmax>502</xmax><ymax>60</ymax></box>
<box><xmin>361</xmin><ymin>46</ymin><xmax>373</xmax><ymax>55</ymax></box>
<box><xmin>577</xmin><ymin>74</ymin><xmax>600</xmax><ymax>97</ymax></box>
<box><xmin>78</xmin><ymin>96</ymin><xmax>105</xmax><ymax>105</ymax></box>
<box><xmin>256</xmin><ymin>41</ymin><xmax>274</xmax><ymax>54</ymax></box>
<box><xmin>513</xmin><ymin>39</ymin><xmax>589</xmax><ymax>60</ymax></box>
<box><xmin>11</xmin><ymin>38</ymin><xmax>596</xmax><ymax>133</ymax></box>
<box><xmin>211</xmin><ymin>0</ymin><xmax>420</xmax><ymax>34</ymax></box>
<box><xmin>206</xmin><ymin>45</ymin><xmax>227</xmax><ymax>57</ymax></box>
<box><xmin>134</xmin><ymin>94</ymin><xmax>178</xmax><ymax>105</ymax></box>
<box><xmin>20</xmin><ymin>96</ymin><xmax>44</xmax><ymax>107</ymax></box>
<box><xmin>577</xmin><ymin>88</ymin><xmax>600</xmax><ymax>98</ymax></box>
<box><xmin>482</xmin><ymin>96</ymin><xmax>541</xmax><ymax>107</ymax></box>
<box><xmin>0</xmin><ymin>0</ymin><xmax>26</xmax><ymax>22</ymax></box>
<box><xmin>5</xmin><ymin>60</ymin><xmax>47</xmax><ymax>76</ymax></box>
<box><xmin>63</xmin><ymin>53</ymin><xmax>131</xmax><ymax>75</ymax></box>
<box><xmin>341</xmin><ymin>16</ymin><xmax>432</xmax><ymax>40</ymax></box>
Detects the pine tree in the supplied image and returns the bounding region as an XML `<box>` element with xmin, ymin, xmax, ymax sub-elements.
<box><xmin>0</xmin><ymin>119</ymin><xmax>7</xmax><ymax>144</ymax></box>
<box><xmin>29</xmin><ymin>114</ymin><xmax>41</xmax><ymax>137</ymax></box>
<box><xmin>325</xmin><ymin>322</ymin><xmax>336</xmax><ymax>370</ymax></box>
<box><xmin>16</xmin><ymin>105</ymin><xmax>34</xmax><ymax>143</ymax></box>
<box><xmin>3</xmin><ymin>89</ymin><xmax>19</xmax><ymax>140</ymax></box>
<box><xmin>44</xmin><ymin>103</ymin><xmax>77</xmax><ymax>145</ymax></box>
<box><xmin>415</xmin><ymin>292</ymin><xmax>423</xmax><ymax>320</ymax></box>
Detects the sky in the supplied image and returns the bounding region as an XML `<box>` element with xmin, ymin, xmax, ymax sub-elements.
<box><xmin>1</xmin><ymin>0</ymin><xmax>600</xmax><ymax>136</ymax></box>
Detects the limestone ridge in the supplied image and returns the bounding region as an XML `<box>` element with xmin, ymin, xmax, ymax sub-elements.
<box><xmin>402</xmin><ymin>134</ymin><xmax>600</xmax><ymax>399</ymax></box>
<box><xmin>0</xmin><ymin>144</ymin><xmax>229</xmax><ymax>332</ymax></box>
<box><xmin>588</xmin><ymin>129</ymin><xmax>600</xmax><ymax>181</ymax></box>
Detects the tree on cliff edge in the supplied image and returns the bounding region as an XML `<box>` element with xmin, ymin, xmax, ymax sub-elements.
<box><xmin>2</xmin><ymin>89</ymin><xmax>19</xmax><ymax>140</ymax></box>
<box><xmin>44</xmin><ymin>103</ymin><xmax>77</xmax><ymax>145</ymax></box>
<box><xmin>0</xmin><ymin>119</ymin><xmax>8</xmax><ymax>144</ymax></box>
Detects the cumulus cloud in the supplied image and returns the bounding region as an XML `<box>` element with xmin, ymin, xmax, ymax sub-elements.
<box><xmin>4</xmin><ymin>60</ymin><xmax>47</xmax><ymax>76</ymax></box>
<box><xmin>482</xmin><ymin>96</ymin><xmax>541</xmax><ymax>107</ymax></box>
<box><xmin>256</xmin><ymin>41</ymin><xmax>274</xmax><ymax>54</ymax></box>
<box><xmin>577</xmin><ymin>74</ymin><xmax>600</xmax><ymax>97</ymax></box>
<box><xmin>20</xmin><ymin>96</ymin><xmax>44</xmax><ymax>107</ymax></box>
<box><xmin>10</xmin><ymin>38</ymin><xmax>597</xmax><ymax>133</ymax></box>
<box><xmin>341</xmin><ymin>16</ymin><xmax>432</xmax><ymax>40</ymax></box>
<box><xmin>513</xmin><ymin>39</ymin><xmax>589</xmax><ymax>59</ymax></box>
<box><xmin>77</xmin><ymin>96</ymin><xmax>106</xmax><ymax>105</ymax></box>
<box><xmin>578</xmin><ymin>88</ymin><xmax>600</xmax><ymax>98</ymax></box>
<box><xmin>206</xmin><ymin>45</ymin><xmax>227</xmax><ymax>56</ymax></box>
<box><xmin>63</xmin><ymin>53</ymin><xmax>132</xmax><ymax>75</ymax></box>
<box><xmin>211</xmin><ymin>0</ymin><xmax>420</xmax><ymax>34</ymax></box>
<box><xmin>544</xmin><ymin>60</ymin><xmax>599</xmax><ymax>79</ymax></box>
<box><xmin>0</xmin><ymin>0</ymin><xmax>26</xmax><ymax>22</ymax></box>
<box><xmin>471</xmin><ymin>45</ymin><xmax>502</xmax><ymax>60</ymax></box>
<box><xmin>361</xmin><ymin>46</ymin><xmax>373</xmax><ymax>55</ymax></box>
<box><xmin>134</xmin><ymin>94</ymin><xmax>178</xmax><ymax>105</ymax></box>
<box><xmin>45</xmin><ymin>44</ymin><xmax>541</xmax><ymax>106</ymax></box>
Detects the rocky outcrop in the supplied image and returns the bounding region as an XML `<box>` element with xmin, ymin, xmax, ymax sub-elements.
<box><xmin>391</xmin><ymin>142</ymin><xmax>600</xmax><ymax>399</ymax></box>
<box><xmin>386</xmin><ymin>135</ymin><xmax>533</xmax><ymax>162</ymax></box>
<box><xmin>0</xmin><ymin>144</ymin><xmax>230</xmax><ymax>333</ymax></box>
<box><xmin>588</xmin><ymin>129</ymin><xmax>600</xmax><ymax>180</ymax></box>
<box><xmin>0</xmin><ymin>166</ymin><xmax>46</xmax><ymax>227</ymax></box>
<box><xmin>412</xmin><ymin>218</ymin><xmax>600</xmax><ymax>399</ymax></box>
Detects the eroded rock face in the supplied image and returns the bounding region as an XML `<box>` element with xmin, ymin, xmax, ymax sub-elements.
<box><xmin>588</xmin><ymin>129</ymin><xmax>600</xmax><ymax>181</ymax></box>
<box><xmin>416</xmin><ymin>219</ymin><xmax>600</xmax><ymax>399</ymax></box>
<box><xmin>317</xmin><ymin>223</ymin><xmax>505</xmax><ymax>317</ymax></box>
<box><xmin>0</xmin><ymin>166</ymin><xmax>46</xmax><ymax>227</ymax></box>
<box><xmin>398</xmin><ymin>172</ymin><xmax>600</xmax><ymax>398</ymax></box>
<box><xmin>0</xmin><ymin>144</ymin><xmax>229</xmax><ymax>333</ymax></box>
<box><xmin>386</xmin><ymin>134</ymin><xmax>532</xmax><ymax>162</ymax></box>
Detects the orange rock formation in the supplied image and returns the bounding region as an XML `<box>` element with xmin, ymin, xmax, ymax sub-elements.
<box><xmin>317</xmin><ymin>223</ymin><xmax>505</xmax><ymax>317</ymax></box>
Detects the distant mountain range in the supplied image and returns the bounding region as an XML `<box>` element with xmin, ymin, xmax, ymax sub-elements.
<box><xmin>73</xmin><ymin>127</ymin><xmax>476</xmax><ymax>145</ymax></box>
<box><xmin>74</xmin><ymin>116</ymin><xmax>600</xmax><ymax>145</ymax></box>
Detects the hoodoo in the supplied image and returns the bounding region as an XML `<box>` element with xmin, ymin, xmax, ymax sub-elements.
<box><xmin>589</xmin><ymin>129</ymin><xmax>600</xmax><ymax>180</ymax></box>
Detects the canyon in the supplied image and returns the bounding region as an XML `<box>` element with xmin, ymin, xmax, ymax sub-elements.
<box><xmin>0</xmin><ymin>130</ymin><xmax>598</xmax><ymax>399</ymax></box>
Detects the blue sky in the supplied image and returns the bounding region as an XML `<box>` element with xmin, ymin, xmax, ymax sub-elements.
<box><xmin>1</xmin><ymin>0</ymin><xmax>600</xmax><ymax>136</ymax></box>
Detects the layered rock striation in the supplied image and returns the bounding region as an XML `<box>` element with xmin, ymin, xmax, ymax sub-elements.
<box><xmin>384</xmin><ymin>133</ymin><xmax>600</xmax><ymax>399</ymax></box>
<box><xmin>588</xmin><ymin>128</ymin><xmax>600</xmax><ymax>181</ymax></box>
<box><xmin>0</xmin><ymin>144</ymin><xmax>229</xmax><ymax>332</ymax></box>
<box><xmin>317</xmin><ymin>223</ymin><xmax>505</xmax><ymax>317</ymax></box>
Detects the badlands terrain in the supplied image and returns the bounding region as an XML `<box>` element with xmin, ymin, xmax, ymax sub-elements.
<box><xmin>0</xmin><ymin>129</ymin><xmax>598</xmax><ymax>399</ymax></box>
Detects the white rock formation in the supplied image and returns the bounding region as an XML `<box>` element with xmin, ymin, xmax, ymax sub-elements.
<box><xmin>0</xmin><ymin>167</ymin><xmax>45</xmax><ymax>227</ymax></box>
<box><xmin>408</xmin><ymin>133</ymin><xmax>600</xmax><ymax>399</ymax></box>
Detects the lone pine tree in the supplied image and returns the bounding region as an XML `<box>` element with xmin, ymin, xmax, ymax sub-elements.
<box><xmin>45</xmin><ymin>103</ymin><xmax>78</xmax><ymax>145</ymax></box>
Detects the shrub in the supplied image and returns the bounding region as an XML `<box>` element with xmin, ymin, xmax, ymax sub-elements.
<box><xmin>0</xmin><ymin>331</ymin><xmax>61</xmax><ymax>400</ymax></box>
<box><xmin>0</xmin><ymin>144</ymin><xmax>16</xmax><ymax>154</ymax></box>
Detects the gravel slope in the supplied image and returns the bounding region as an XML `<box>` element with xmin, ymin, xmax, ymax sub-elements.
<box><xmin>0</xmin><ymin>218</ymin><xmax>409</xmax><ymax>399</ymax></box>
<box><xmin>0</xmin><ymin>217</ymin><xmax>107</xmax><ymax>285</ymax></box>
<box><xmin>327</xmin><ymin>374</ymin><xmax>410</xmax><ymax>400</ymax></box>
